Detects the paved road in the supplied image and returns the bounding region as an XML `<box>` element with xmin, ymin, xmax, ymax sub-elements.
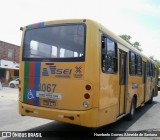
<box><xmin>0</xmin><ymin>88</ymin><xmax>52</xmax><ymax>131</ymax></box>
<box><xmin>0</xmin><ymin>88</ymin><xmax>160</xmax><ymax>140</ymax></box>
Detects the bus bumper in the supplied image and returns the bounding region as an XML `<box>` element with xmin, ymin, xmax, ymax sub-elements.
<box><xmin>19</xmin><ymin>101</ymin><xmax>98</xmax><ymax>128</ymax></box>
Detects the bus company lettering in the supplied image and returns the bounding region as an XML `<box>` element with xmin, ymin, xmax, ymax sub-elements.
<box><xmin>132</xmin><ymin>83</ymin><xmax>138</xmax><ymax>89</ymax></box>
<box><xmin>42</xmin><ymin>66</ymin><xmax>72</xmax><ymax>78</ymax></box>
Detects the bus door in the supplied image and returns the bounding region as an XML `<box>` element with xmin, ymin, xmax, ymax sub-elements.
<box><xmin>119</xmin><ymin>50</ymin><xmax>127</xmax><ymax>115</ymax></box>
<box><xmin>142</xmin><ymin>62</ymin><xmax>146</xmax><ymax>103</ymax></box>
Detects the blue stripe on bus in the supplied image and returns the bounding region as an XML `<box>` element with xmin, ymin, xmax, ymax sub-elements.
<box><xmin>34</xmin><ymin>62</ymin><xmax>41</xmax><ymax>106</ymax></box>
<box><xmin>38</xmin><ymin>22</ymin><xmax>45</xmax><ymax>28</ymax></box>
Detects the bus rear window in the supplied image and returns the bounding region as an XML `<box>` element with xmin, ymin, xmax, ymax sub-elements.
<box><xmin>23</xmin><ymin>24</ymin><xmax>86</xmax><ymax>62</ymax></box>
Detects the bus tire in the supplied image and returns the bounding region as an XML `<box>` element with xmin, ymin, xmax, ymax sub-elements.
<box><xmin>148</xmin><ymin>90</ymin><xmax>154</xmax><ymax>104</ymax></box>
<box><xmin>127</xmin><ymin>97</ymin><xmax>136</xmax><ymax>120</ymax></box>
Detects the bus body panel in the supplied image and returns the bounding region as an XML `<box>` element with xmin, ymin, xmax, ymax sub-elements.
<box><xmin>19</xmin><ymin>19</ymin><xmax>158</xmax><ymax>128</ymax></box>
<box><xmin>21</xmin><ymin>61</ymin><xmax>94</xmax><ymax>111</ymax></box>
<box><xmin>19</xmin><ymin>102</ymin><xmax>98</xmax><ymax>128</ymax></box>
<box><xmin>145</xmin><ymin>77</ymin><xmax>152</xmax><ymax>102</ymax></box>
<box><xmin>97</xmin><ymin>104</ymin><xmax>118</xmax><ymax>127</ymax></box>
<box><xmin>19</xmin><ymin>19</ymin><xmax>101</xmax><ymax>127</ymax></box>
<box><xmin>83</xmin><ymin>20</ymin><xmax>100</xmax><ymax>108</ymax></box>
<box><xmin>19</xmin><ymin>20</ymin><xmax>101</xmax><ymax>110</ymax></box>
<box><xmin>128</xmin><ymin>76</ymin><xmax>144</xmax><ymax>107</ymax></box>
<box><xmin>99</xmin><ymin>73</ymin><xmax>119</xmax><ymax>124</ymax></box>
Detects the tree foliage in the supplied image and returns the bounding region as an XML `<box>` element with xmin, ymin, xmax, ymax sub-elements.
<box><xmin>119</xmin><ymin>34</ymin><xmax>142</xmax><ymax>51</ymax></box>
<box><xmin>119</xmin><ymin>34</ymin><xmax>160</xmax><ymax>68</ymax></box>
<box><xmin>132</xmin><ymin>42</ymin><xmax>142</xmax><ymax>52</ymax></box>
<box><xmin>119</xmin><ymin>35</ymin><xmax>132</xmax><ymax>45</ymax></box>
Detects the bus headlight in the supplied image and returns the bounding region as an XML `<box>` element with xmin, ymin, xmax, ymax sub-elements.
<box><xmin>83</xmin><ymin>101</ymin><xmax>89</xmax><ymax>108</ymax></box>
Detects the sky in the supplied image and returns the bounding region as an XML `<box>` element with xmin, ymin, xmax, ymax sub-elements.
<box><xmin>0</xmin><ymin>0</ymin><xmax>160</xmax><ymax>60</ymax></box>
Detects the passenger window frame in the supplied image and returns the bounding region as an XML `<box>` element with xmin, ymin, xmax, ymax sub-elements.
<box><xmin>101</xmin><ymin>35</ymin><xmax>118</xmax><ymax>74</ymax></box>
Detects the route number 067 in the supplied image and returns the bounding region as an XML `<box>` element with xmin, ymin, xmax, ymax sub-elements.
<box><xmin>39</xmin><ymin>83</ymin><xmax>56</xmax><ymax>92</ymax></box>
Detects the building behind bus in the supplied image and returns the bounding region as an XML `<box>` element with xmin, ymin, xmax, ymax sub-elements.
<box><xmin>0</xmin><ymin>41</ymin><xmax>20</xmax><ymax>85</ymax></box>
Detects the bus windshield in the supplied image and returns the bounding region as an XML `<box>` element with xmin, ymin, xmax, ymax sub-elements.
<box><xmin>23</xmin><ymin>24</ymin><xmax>85</xmax><ymax>61</ymax></box>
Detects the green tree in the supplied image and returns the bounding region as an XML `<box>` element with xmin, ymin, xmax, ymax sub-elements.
<box><xmin>119</xmin><ymin>34</ymin><xmax>132</xmax><ymax>45</ymax></box>
<box><xmin>119</xmin><ymin>34</ymin><xmax>142</xmax><ymax>52</ymax></box>
<box><xmin>120</xmin><ymin>35</ymin><xmax>159</xmax><ymax>68</ymax></box>
<box><xmin>132</xmin><ymin>42</ymin><xmax>142</xmax><ymax>52</ymax></box>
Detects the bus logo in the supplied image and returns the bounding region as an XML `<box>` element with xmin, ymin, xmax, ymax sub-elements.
<box><xmin>42</xmin><ymin>66</ymin><xmax>72</xmax><ymax>78</ymax></box>
<box><xmin>75</xmin><ymin>66</ymin><xmax>82</xmax><ymax>73</ymax></box>
<box><xmin>74</xmin><ymin>66</ymin><xmax>83</xmax><ymax>79</ymax></box>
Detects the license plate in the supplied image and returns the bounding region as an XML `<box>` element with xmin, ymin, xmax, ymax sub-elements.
<box><xmin>36</xmin><ymin>91</ymin><xmax>62</xmax><ymax>100</ymax></box>
<box><xmin>43</xmin><ymin>100</ymin><xmax>56</xmax><ymax>107</ymax></box>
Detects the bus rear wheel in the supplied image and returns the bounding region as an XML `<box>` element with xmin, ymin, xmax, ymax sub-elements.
<box><xmin>148</xmin><ymin>90</ymin><xmax>154</xmax><ymax>104</ymax></box>
<box><xmin>127</xmin><ymin>97</ymin><xmax>136</xmax><ymax>120</ymax></box>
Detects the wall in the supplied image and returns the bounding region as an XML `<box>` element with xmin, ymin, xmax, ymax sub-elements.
<box><xmin>0</xmin><ymin>41</ymin><xmax>20</xmax><ymax>63</ymax></box>
<box><xmin>0</xmin><ymin>41</ymin><xmax>20</xmax><ymax>84</ymax></box>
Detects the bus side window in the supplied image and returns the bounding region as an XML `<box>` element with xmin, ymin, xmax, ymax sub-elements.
<box><xmin>137</xmin><ymin>55</ymin><xmax>142</xmax><ymax>76</ymax></box>
<box><xmin>129</xmin><ymin>51</ymin><xmax>136</xmax><ymax>75</ymax></box>
<box><xmin>147</xmin><ymin>61</ymin><xmax>151</xmax><ymax>77</ymax></box>
<box><xmin>151</xmin><ymin>63</ymin><xmax>155</xmax><ymax>77</ymax></box>
<box><xmin>101</xmin><ymin>35</ymin><xmax>117</xmax><ymax>73</ymax></box>
<box><xmin>153</xmin><ymin>64</ymin><xmax>155</xmax><ymax>77</ymax></box>
<box><xmin>101</xmin><ymin>36</ymin><xmax>107</xmax><ymax>72</ymax></box>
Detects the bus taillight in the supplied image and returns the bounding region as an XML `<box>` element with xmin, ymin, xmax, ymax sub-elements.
<box><xmin>84</xmin><ymin>93</ymin><xmax>90</xmax><ymax>99</ymax></box>
<box><xmin>85</xmin><ymin>84</ymin><xmax>91</xmax><ymax>90</ymax></box>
